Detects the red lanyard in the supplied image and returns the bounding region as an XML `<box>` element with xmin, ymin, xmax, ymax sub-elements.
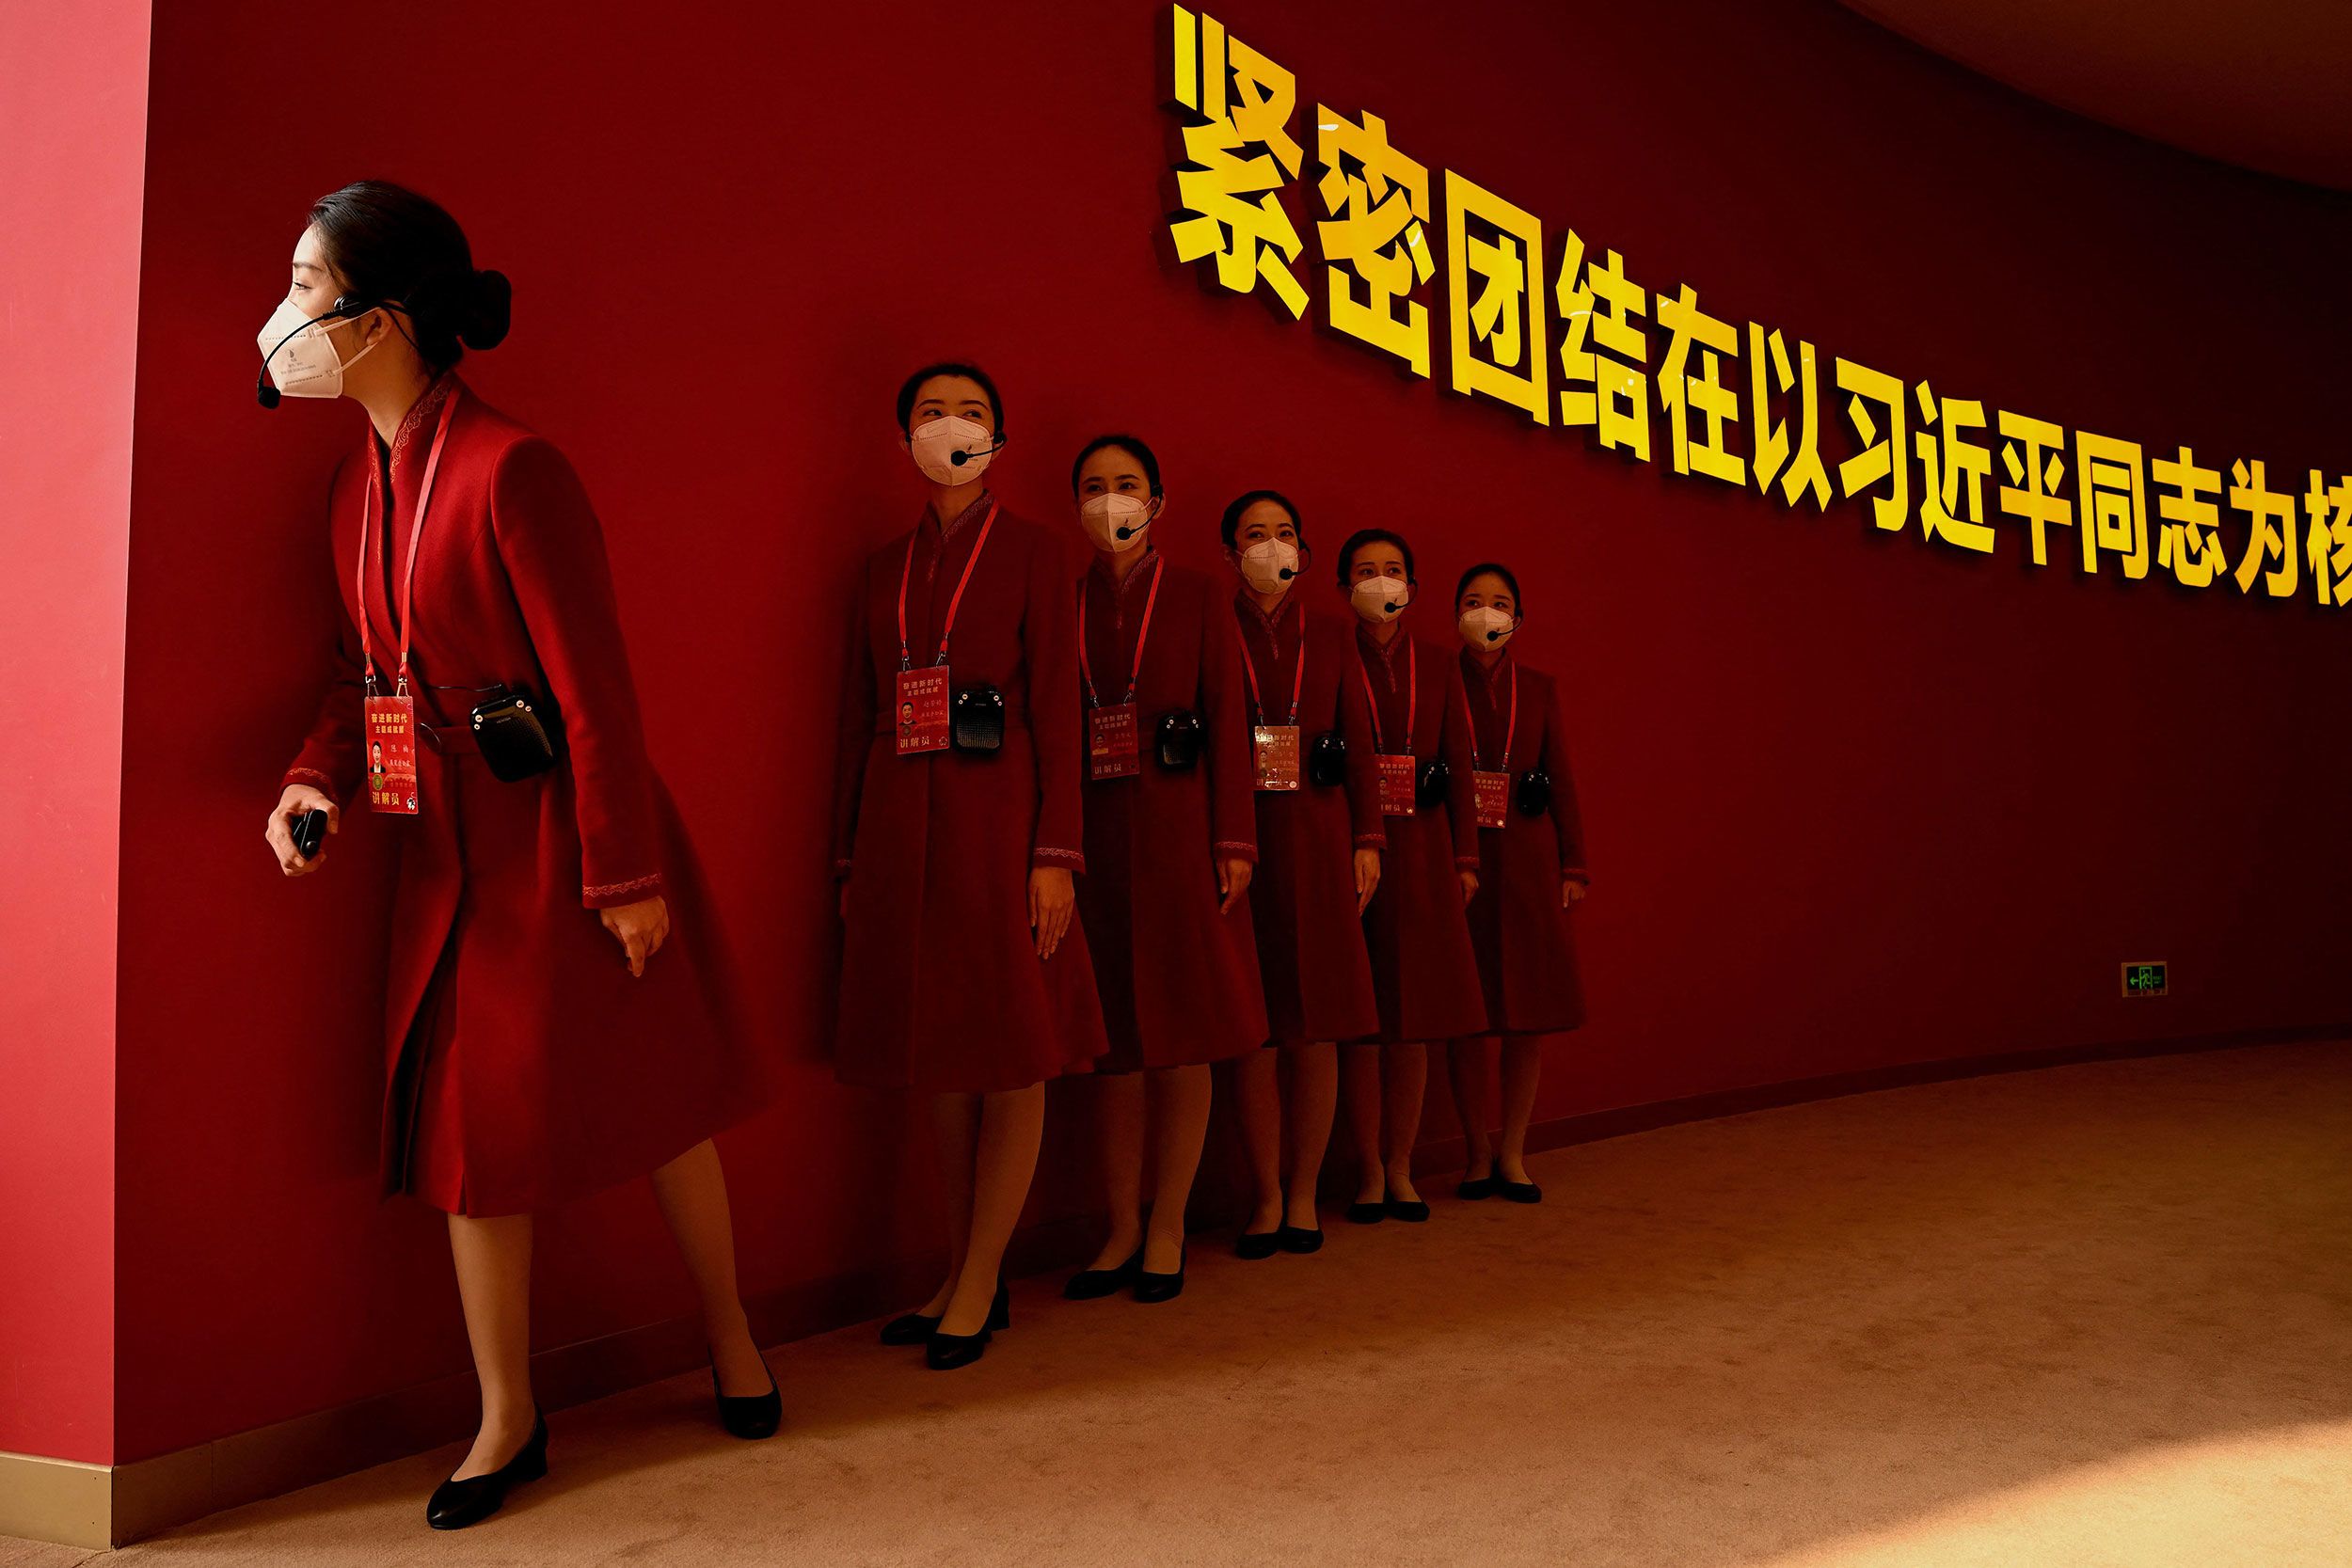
<box><xmin>898</xmin><ymin>500</ymin><xmax>999</xmax><ymax>671</ymax></box>
<box><xmin>357</xmin><ymin>388</ymin><xmax>459</xmax><ymax>693</ymax></box>
<box><xmin>1358</xmin><ymin>637</ymin><xmax>1417</xmax><ymax>752</ymax></box>
<box><xmin>1235</xmin><ymin>601</ymin><xmax>1308</xmax><ymax>726</ymax></box>
<box><xmin>1078</xmin><ymin>555</ymin><xmax>1165</xmax><ymax>707</ymax></box>
<box><xmin>1472</xmin><ymin>662</ymin><xmax>1518</xmax><ymax>770</ymax></box>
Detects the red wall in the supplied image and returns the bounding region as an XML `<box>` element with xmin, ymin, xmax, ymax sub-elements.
<box><xmin>0</xmin><ymin>0</ymin><xmax>149</xmax><ymax>1465</ymax></box>
<box><xmin>109</xmin><ymin>0</ymin><xmax>2352</xmax><ymax>1463</ymax></box>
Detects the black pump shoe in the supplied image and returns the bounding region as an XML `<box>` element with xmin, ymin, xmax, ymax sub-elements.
<box><xmin>1345</xmin><ymin>1200</ymin><xmax>1387</xmax><ymax>1225</ymax></box>
<box><xmin>1457</xmin><ymin>1169</ymin><xmax>1500</xmax><ymax>1200</ymax></box>
<box><xmin>1498</xmin><ymin>1173</ymin><xmax>1544</xmax><ymax>1204</ymax></box>
<box><xmin>1065</xmin><ymin>1250</ymin><xmax>1142</xmax><ymax>1300</ymax></box>
<box><xmin>925</xmin><ymin>1279</ymin><xmax>1010</xmax><ymax>1370</ymax></box>
<box><xmin>1277</xmin><ymin>1224</ymin><xmax>1324</xmax><ymax>1254</ymax></box>
<box><xmin>881</xmin><ymin>1281</ymin><xmax>1009</xmax><ymax>1345</ymax></box>
<box><xmin>425</xmin><ymin>1411</ymin><xmax>548</xmax><ymax>1530</ymax></box>
<box><xmin>1234</xmin><ymin>1229</ymin><xmax>1281</xmax><ymax>1260</ymax></box>
<box><xmin>1384</xmin><ymin>1196</ymin><xmax>1431</xmax><ymax>1223</ymax></box>
<box><xmin>710</xmin><ymin>1353</ymin><xmax>782</xmax><ymax>1440</ymax></box>
<box><xmin>1134</xmin><ymin>1243</ymin><xmax>1186</xmax><ymax>1304</ymax></box>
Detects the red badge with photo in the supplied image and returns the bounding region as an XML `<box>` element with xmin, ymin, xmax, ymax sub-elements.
<box><xmin>895</xmin><ymin>666</ymin><xmax>951</xmax><ymax>754</ymax></box>
<box><xmin>1377</xmin><ymin>752</ymin><xmax>1417</xmax><ymax>816</ymax></box>
<box><xmin>1473</xmin><ymin>769</ymin><xmax>1509</xmax><ymax>830</ymax></box>
<box><xmin>1089</xmin><ymin>702</ymin><xmax>1141</xmax><ymax>780</ymax></box>
<box><xmin>1252</xmin><ymin>724</ymin><xmax>1301</xmax><ymax>791</ymax></box>
<box><xmin>365</xmin><ymin>692</ymin><xmax>420</xmax><ymax>815</ymax></box>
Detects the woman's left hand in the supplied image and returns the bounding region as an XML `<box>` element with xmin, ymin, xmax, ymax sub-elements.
<box><xmin>1216</xmin><ymin>856</ymin><xmax>1254</xmax><ymax>916</ymax></box>
<box><xmin>600</xmin><ymin>895</ymin><xmax>671</xmax><ymax>977</ymax></box>
<box><xmin>1458</xmin><ymin>869</ymin><xmax>1480</xmax><ymax>905</ymax></box>
<box><xmin>1562</xmin><ymin>877</ymin><xmax>1588</xmax><ymax>909</ymax></box>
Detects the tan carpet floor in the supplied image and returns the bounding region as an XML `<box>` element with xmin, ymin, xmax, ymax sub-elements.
<box><xmin>10</xmin><ymin>1039</ymin><xmax>2349</xmax><ymax>1567</ymax></box>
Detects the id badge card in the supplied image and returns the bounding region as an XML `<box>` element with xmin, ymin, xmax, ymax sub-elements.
<box><xmin>1252</xmin><ymin>724</ymin><xmax>1302</xmax><ymax>791</ymax></box>
<box><xmin>364</xmin><ymin>691</ymin><xmax>421</xmax><ymax>815</ymax></box>
<box><xmin>1089</xmin><ymin>702</ymin><xmax>1140</xmax><ymax>781</ymax></box>
<box><xmin>1376</xmin><ymin>752</ymin><xmax>1417</xmax><ymax>816</ymax></box>
<box><xmin>895</xmin><ymin>667</ymin><xmax>951</xmax><ymax>755</ymax></box>
<box><xmin>1473</xmin><ymin>768</ymin><xmax>1510</xmax><ymax>830</ymax></box>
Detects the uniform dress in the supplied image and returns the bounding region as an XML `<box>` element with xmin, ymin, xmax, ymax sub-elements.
<box><xmin>1460</xmin><ymin>648</ymin><xmax>1589</xmax><ymax>1034</ymax></box>
<box><xmin>1353</xmin><ymin>625</ymin><xmax>1489</xmax><ymax>1044</ymax></box>
<box><xmin>1073</xmin><ymin>552</ymin><xmax>1268</xmax><ymax>1071</ymax></box>
<box><xmin>281</xmin><ymin>372</ymin><xmax>765</xmax><ymax>1218</ymax></box>
<box><xmin>1232</xmin><ymin>590</ymin><xmax>1384</xmax><ymax>1045</ymax></box>
<box><xmin>831</xmin><ymin>491</ymin><xmax>1107</xmax><ymax>1092</ymax></box>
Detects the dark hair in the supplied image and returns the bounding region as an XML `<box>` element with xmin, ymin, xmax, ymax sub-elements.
<box><xmin>1337</xmin><ymin>528</ymin><xmax>1415</xmax><ymax>586</ymax></box>
<box><xmin>897</xmin><ymin>361</ymin><xmax>1005</xmax><ymax>436</ymax></box>
<box><xmin>1071</xmin><ymin>434</ymin><xmax>1162</xmax><ymax>498</ymax></box>
<box><xmin>1455</xmin><ymin>562</ymin><xmax>1523</xmax><ymax>610</ymax></box>
<box><xmin>308</xmin><ymin>182</ymin><xmax>509</xmax><ymax>372</ymax></box>
<box><xmin>1219</xmin><ymin>488</ymin><xmax>1304</xmax><ymax>550</ymax></box>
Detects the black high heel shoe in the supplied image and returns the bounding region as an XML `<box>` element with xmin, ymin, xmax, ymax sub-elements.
<box><xmin>425</xmin><ymin>1410</ymin><xmax>548</xmax><ymax>1530</ymax></box>
<box><xmin>1234</xmin><ymin>1228</ymin><xmax>1281</xmax><ymax>1260</ymax></box>
<box><xmin>1383</xmin><ymin>1196</ymin><xmax>1431</xmax><ymax>1223</ymax></box>
<box><xmin>1497</xmin><ymin>1171</ymin><xmax>1544</xmax><ymax>1204</ymax></box>
<box><xmin>1457</xmin><ymin>1166</ymin><xmax>1500</xmax><ymax>1200</ymax></box>
<box><xmin>1134</xmin><ymin>1242</ymin><xmax>1186</xmax><ymax>1304</ymax></box>
<box><xmin>1064</xmin><ymin>1249</ymin><xmax>1143</xmax><ymax>1299</ymax></box>
<box><xmin>710</xmin><ymin>1351</ymin><xmax>782</xmax><ymax>1440</ymax></box>
<box><xmin>925</xmin><ymin>1280</ymin><xmax>1009</xmax><ymax>1370</ymax></box>
<box><xmin>1345</xmin><ymin>1199</ymin><xmax>1387</xmax><ymax>1225</ymax></box>
<box><xmin>880</xmin><ymin>1281</ymin><xmax>1010</xmax><ymax>1345</ymax></box>
<box><xmin>1276</xmin><ymin>1223</ymin><xmax>1324</xmax><ymax>1254</ymax></box>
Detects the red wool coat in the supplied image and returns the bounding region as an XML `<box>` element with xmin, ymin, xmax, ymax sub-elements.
<box><xmin>1460</xmin><ymin>648</ymin><xmax>1590</xmax><ymax>1036</ymax></box>
<box><xmin>1232</xmin><ymin>590</ymin><xmax>1385</xmax><ymax>1046</ymax></box>
<box><xmin>1353</xmin><ymin>624</ymin><xmax>1489</xmax><ymax>1044</ymax></box>
<box><xmin>281</xmin><ymin>374</ymin><xmax>763</xmax><ymax>1218</ymax></box>
<box><xmin>832</xmin><ymin>493</ymin><xmax>1108</xmax><ymax>1092</ymax></box>
<box><xmin>1073</xmin><ymin>552</ymin><xmax>1268</xmax><ymax>1071</ymax></box>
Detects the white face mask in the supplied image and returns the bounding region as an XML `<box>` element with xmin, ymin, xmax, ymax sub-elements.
<box><xmin>907</xmin><ymin>415</ymin><xmax>997</xmax><ymax>485</ymax></box>
<box><xmin>1237</xmin><ymin>538</ymin><xmax>1300</xmax><ymax>593</ymax></box>
<box><xmin>1080</xmin><ymin>492</ymin><xmax>1152</xmax><ymax>551</ymax></box>
<box><xmin>257</xmin><ymin>297</ymin><xmax>381</xmax><ymax>400</ymax></box>
<box><xmin>1351</xmin><ymin>574</ymin><xmax>1412</xmax><ymax>624</ymax></box>
<box><xmin>1458</xmin><ymin>606</ymin><xmax>1517</xmax><ymax>650</ymax></box>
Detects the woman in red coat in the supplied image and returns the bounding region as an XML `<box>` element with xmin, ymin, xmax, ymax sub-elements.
<box><xmin>258</xmin><ymin>183</ymin><xmax>777</xmax><ymax>1531</ymax></box>
<box><xmin>1447</xmin><ymin>564</ymin><xmax>1589</xmax><ymax>1204</ymax></box>
<box><xmin>1222</xmin><ymin>492</ymin><xmax>1385</xmax><ymax>1259</ymax></box>
<box><xmin>832</xmin><ymin>363</ymin><xmax>1106</xmax><ymax>1368</ymax></box>
<box><xmin>1340</xmin><ymin>530</ymin><xmax>1488</xmax><ymax>1225</ymax></box>
<box><xmin>1060</xmin><ymin>436</ymin><xmax>1266</xmax><ymax>1303</ymax></box>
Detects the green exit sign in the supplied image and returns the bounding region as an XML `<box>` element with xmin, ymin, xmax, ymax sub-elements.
<box><xmin>2121</xmin><ymin>961</ymin><xmax>2169</xmax><ymax>998</ymax></box>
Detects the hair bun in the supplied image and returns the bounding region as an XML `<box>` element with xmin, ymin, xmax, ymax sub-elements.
<box><xmin>458</xmin><ymin>268</ymin><xmax>511</xmax><ymax>350</ymax></box>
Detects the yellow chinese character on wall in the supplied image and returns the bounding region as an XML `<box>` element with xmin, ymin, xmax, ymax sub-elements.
<box><xmin>2152</xmin><ymin>445</ymin><xmax>2227</xmax><ymax>589</ymax></box>
<box><xmin>2074</xmin><ymin>432</ymin><xmax>2148</xmax><ymax>578</ymax></box>
<box><xmin>2229</xmin><ymin>459</ymin><xmax>2297</xmax><ymax>599</ymax></box>
<box><xmin>1834</xmin><ymin>357</ymin><xmax>1906</xmax><ymax>531</ymax></box>
<box><xmin>1655</xmin><ymin>284</ymin><xmax>1744</xmax><ymax>486</ymax></box>
<box><xmin>1313</xmin><ymin>106</ymin><xmax>1433</xmax><ymax>374</ymax></box>
<box><xmin>1443</xmin><ymin>171</ymin><xmax>1548</xmax><ymax>422</ymax></box>
<box><xmin>1167</xmin><ymin>6</ymin><xmax>1307</xmax><ymax>317</ymax></box>
<box><xmin>1748</xmin><ymin>324</ymin><xmax>1829</xmax><ymax>510</ymax></box>
<box><xmin>1914</xmin><ymin>383</ymin><xmax>1994</xmax><ymax>553</ymax></box>
<box><xmin>1555</xmin><ymin>233</ymin><xmax>1647</xmax><ymax>459</ymax></box>
<box><xmin>1996</xmin><ymin>412</ymin><xmax>2072</xmax><ymax>566</ymax></box>
<box><xmin>2304</xmin><ymin>470</ymin><xmax>2352</xmax><ymax>607</ymax></box>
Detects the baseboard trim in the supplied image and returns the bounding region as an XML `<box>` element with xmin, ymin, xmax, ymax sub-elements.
<box><xmin>0</xmin><ymin>1449</ymin><xmax>112</xmax><ymax>1550</ymax></box>
<box><xmin>54</xmin><ymin>1022</ymin><xmax>2343</xmax><ymax>1548</ymax></box>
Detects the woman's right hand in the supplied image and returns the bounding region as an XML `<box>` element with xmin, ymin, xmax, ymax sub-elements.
<box><xmin>265</xmin><ymin>784</ymin><xmax>339</xmax><ymax>877</ymax></box>
<box><xmin>1353</xmin><ymin>847</ymin><xmax>1382</xmax><ymax>912</ymax></box>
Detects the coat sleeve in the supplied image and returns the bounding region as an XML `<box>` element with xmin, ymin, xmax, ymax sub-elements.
<box><xmin>489</xmin><ymin>436</ymin><xmax>664</xmax><ymax>910</ymax></box>
<box><xmin>1440</xmin><ymin>662</ymin><xmax>1480</xmax><ymax>872</ymax></box>
<box><xmin>832</xmin><ymin>558</ymin><xmax>876</xmax><ymax>879</ymax></box>
<box><xmin>281</xmin><ymin>465</ymin><xmax>367</xmax><ymax>805</ymax></box>
<box><xmin>1337</xmin><ymin>629</ymin><xmax>1386</xmax><ymax>850</ymax></box>
<box><xmin>1200</xmin><ymin>586</ymin><xmax>1258</xmax><ymax>863</ymax></box>
<box><xmin>1025</xmin><ymin>532</ymin><xmax>1088</xmax><ymax>874</ymax></box>
<box><xmin>1542</xmin><ymin>673</ymin><xmax>1589</xmax><ymax>881</ymax></box>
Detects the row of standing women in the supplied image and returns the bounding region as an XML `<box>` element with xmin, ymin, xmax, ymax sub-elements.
<box><xmin>833</xmin><ymin>366</ymin><xmax>1589</xmax><ymax>1369</ymax></box>
<box><xmin>259</xmin><ymin>182</ymin><xmax>1583</xmax><ymax>1532</ymax></box>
